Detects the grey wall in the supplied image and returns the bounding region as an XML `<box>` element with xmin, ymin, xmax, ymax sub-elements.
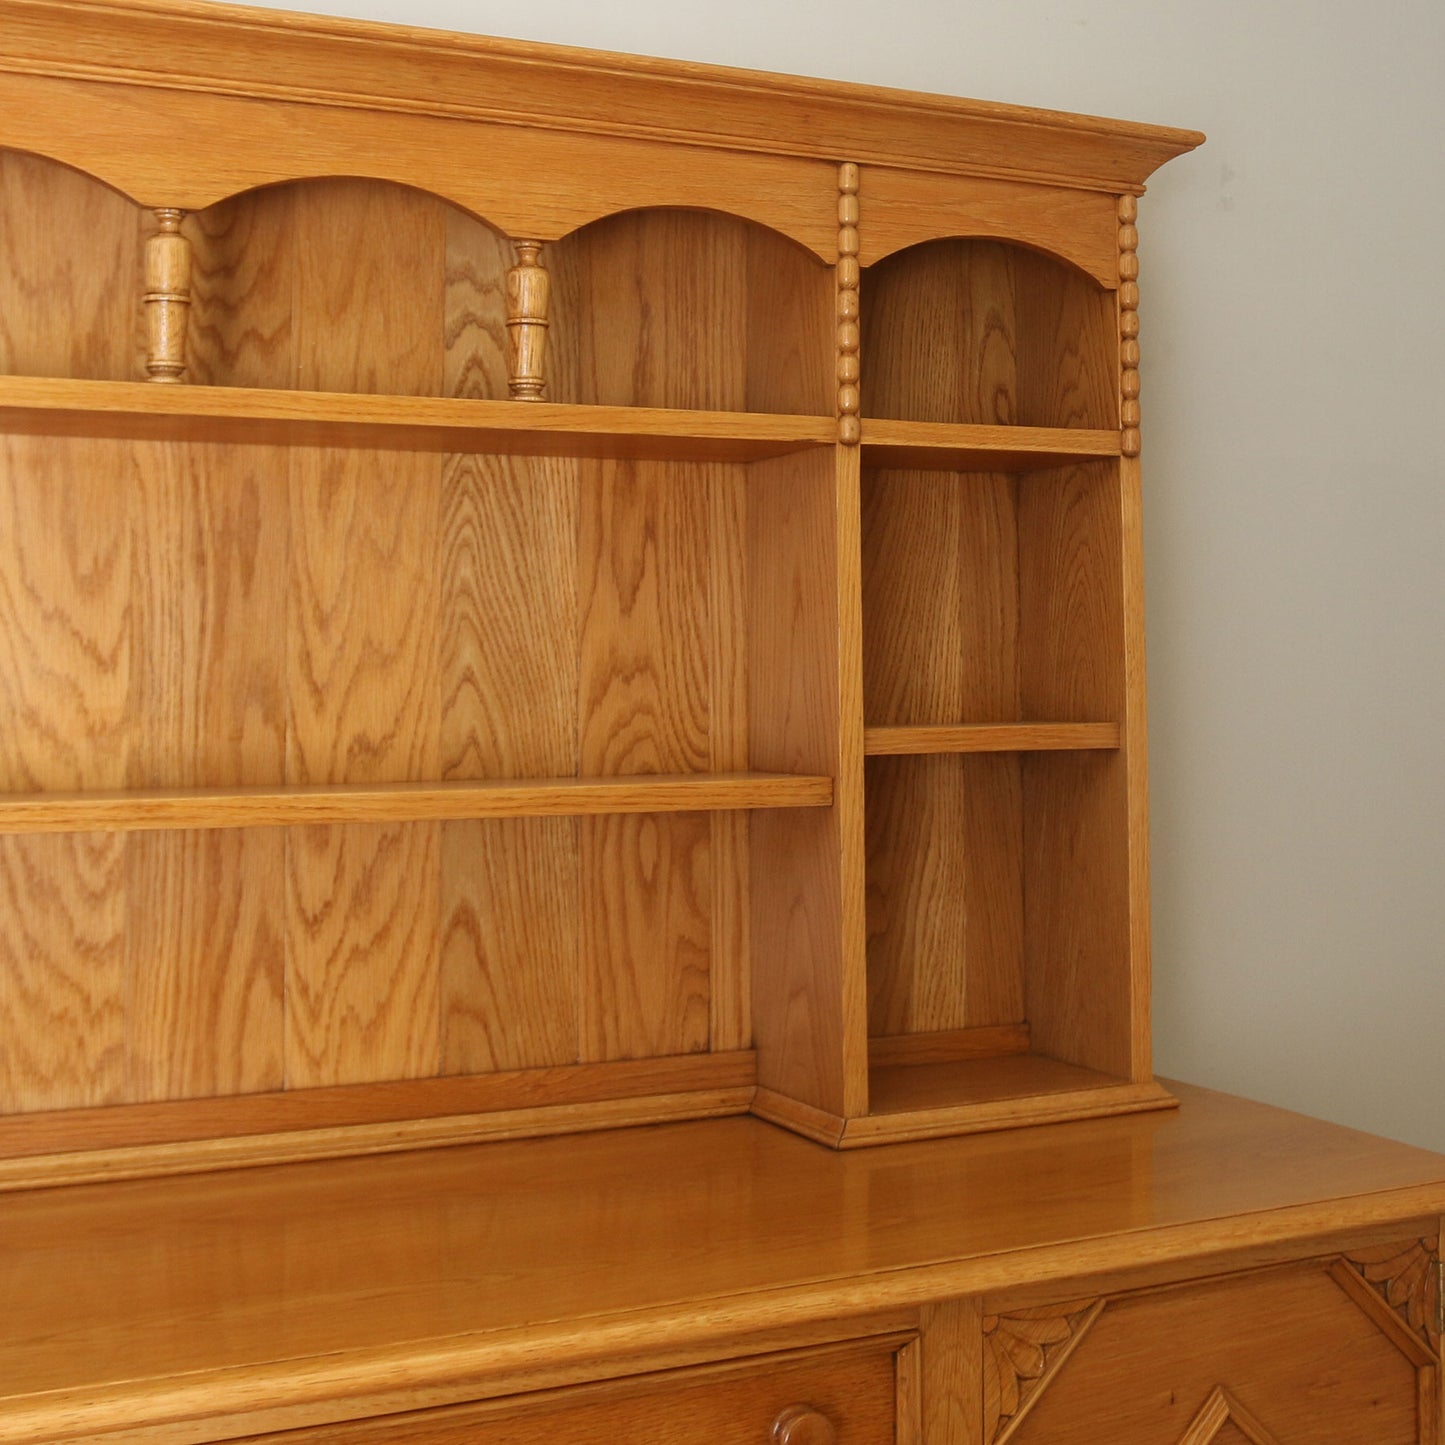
<box><xmin>236</xmin><ymin>0</ymin><xmax>1445</xmax><ymax>1150</ymax></box>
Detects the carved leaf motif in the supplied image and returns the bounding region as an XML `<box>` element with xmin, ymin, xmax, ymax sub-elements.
<box><xmin>982</xmin><ymin>1299</ymin><xmax>1100</xmax><ymax>1442</ymax></box>
<box><xmin>1345</xmin><ymin>1239</ymin><xmax>1441</xmax><ymax>1344</ymax></box>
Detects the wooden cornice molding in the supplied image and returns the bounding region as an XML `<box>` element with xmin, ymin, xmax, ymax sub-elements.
<box><xmin>0</xmin><ymin>0</ymin><xmax>1203</xmax><ymax>190</ymax></box>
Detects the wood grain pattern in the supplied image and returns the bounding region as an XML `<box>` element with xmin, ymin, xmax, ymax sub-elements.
<box><xmin>0</xmin><ymin>1053</ymin><xmax>757</xmax><ymax>1163</ymax></box>
<box><xmin>219</xmin><ymin>1340</ymin><xmax>900</xmax><ymax>1445</ymax></box>
<box><xmin>0</xmin><ymin>436</ymin><xmax>132</xmax><ymax>792</ymax></box>
<box><xmin>1018</xmin><ymin>461</ymin><xmax>1131</xmax><ymax>1077</ymax></box>
<box><xmin>125</xmin><ymin>439</ymin><xmax>288</xmax><ymax>788</ymax></box>
<box><xmin>867</xmin><ymin>1024</ymin><xmax>1030</xmax><ymax>1068</ymax></box>
<box><xmin>858</xmin><ymin>166</ymin><xmax>1118</xmax><ymax>283</ymax></box>
<box><xmin>863</xmin><ymin>238</ymin><xmax>1019</xmax><ymax>426</ymax></box>
<box><xmin>1008</xmin><ymin>1264</ymin><xmax>1420</xmax><ymax>1445</ymax></box>
<box><xmin>983</xmin><ymin>1297</ymin><xmax>1101</xmax><ymax>1442</ymax></box>
<box><xmin>577</xmin><ymin>460</ymin><xmax>717</xmax><ymax>1060</ymax></box>
<box><xmin>440</xmin><ymin>818</ymin><xmax>579</xmax><ymax>1074</ymax></box>
<box><xmin>865</xmin><ymin>723</ymin><xmax>1120</xmax><ymax>755</ymax></box>
<box><xmin>0</xmin><ymin>150</ymin><xmax>141</xmax><ymax>380</ymax></box>
<box><xmin>865</xmin><ymin>754</ymin><xmax>1024</xmax><ymax>1036</ymax></box>
<box><xmin>0</xmin><ymin>3</ymin><xmax>1203</xmax><ymax>202</ymax></box>
<box><xmin>748</xmin><ymin>448</ymin><xmax>866</xmax><ymax>1117</ymax></box>
<box><xmin>0</xmin><ymin>832</ymin><xmax>127</xmax><ymax>1112</ymax></box>
<box><xmin>285</xmin><ymin>822</ymin><xmax>441</xmax><ymax>1089</ymax></box>
<box><xmin>125</xmin><ymin>830</ymin><xmax>285</xmax><ymax>1101</ymax></box>
<box><xmin>0</xmin><ymin>375</ymin><xmax>835</xmax><ymax>458</ymax></box>
<box><xmin>0</xmin><ymin>1088</ymin><xmax>1438</xmax><ymax>1442</ymax></box>
<box><xmin>861</xmin><ymin>469</ymin><xmax>1020</xmax><ymax>726</ymax></box>
<box><xmin>0</xmin><ymin>774</ymin><xmax>831</xmax><ymax>832</ymax></box>
<box><xmin>442</xmin><ymin>202</ymin><xmax>513</xmax><ymax>402</ymax></box>
<box><xmin>919</xmin><ymin>1297</ymin><xmax>983</xmax><ymax>1445</ymax></box>
<box><xmin>1013</xmin><ymin>250</ymin><xmax>1117</xmax><ymax>430</ymax></box>
<box><xmin>860</xmin><ymin>419</ymin><xmax>1118</xmax><ymax>471</ymax></box>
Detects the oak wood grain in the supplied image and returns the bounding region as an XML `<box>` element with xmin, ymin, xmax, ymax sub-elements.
<box><xmin>285</xmin><ymin>822</ymin><xmax>441</xmax><ymax>1089</ymax></box>
<box><xmin>0</xmin><ymin>375</ymin><xmax>835</xmax><ymax>459</ymax></box>
<box><xmin>858</xmin><ymin>167</ymin><xmax>1118</xmax><ymax>283</ymax></box>
<box><xmin>0</xmin><ymin>1088</ymin><xmax>1438</xmax><ymax>1441</ymax></box>
<box><xmin>1008</xmin><ymin>1263</ymin><xmax>1420</xmax><ymax>1444</ymax></box>
<box><xmin>0</xmin><ymin>832</ymin><xmax>127</xmax><ymax>1112</ymax></box>
<box><xmin>864</xmin><ymin>723</ymin><xmax>1120</xmax><ymax>755</ymax></box>
<box><xmin>125</xmin><ymin>829</ymin><xmax>285</xmax><ymax>1101</ymax></box>
<box><xmin>0</xmin><ymin>1053</ymin><xmax>756</xmax><ymax>1161</ymax></box>
<box><xmin>749</xmin><ymin>448</ymin><xmax>866</xmax><ymax>1118</ymax></box>
<box><xmin>0</xmin><ymin>150</ymin><xmax>141</xmax><ymax>381</ymax></box>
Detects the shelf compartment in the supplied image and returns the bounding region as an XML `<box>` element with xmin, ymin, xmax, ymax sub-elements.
<box><xmin>864</xmin><ymin>722</ymin><xmax>1121</xmax><ymax>756</ymax></box>
<box><xmin>846</xmin><ymin>1055</ymin><xmax>1176</xmax><ymax>1145</ymax></box>
<box><xmin>860</xmin><ymin>419</ymin><xmax>1120</xmax><ymax>471</ymax></box>
<box><xmin>0</xmin><ymin>376</ymin><xmax>834</xmax><ymax>461</ymax></box>
<box><xmin>0</xmin><ymin>772</ymin><xmax>833</xmax><ymax>834</ymax></box>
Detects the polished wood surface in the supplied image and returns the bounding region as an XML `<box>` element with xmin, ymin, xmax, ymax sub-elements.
<box><xmin>0</xmin><ymin>1086</ymin><xmax>1441</xmax><ymax>1441</ymax></box>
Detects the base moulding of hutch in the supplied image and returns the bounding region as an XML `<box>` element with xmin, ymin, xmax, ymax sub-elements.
<box><xmin>0</xmin><ymin>1</ymin><xmax>1442</xmax><ymax>1442</ymax></box>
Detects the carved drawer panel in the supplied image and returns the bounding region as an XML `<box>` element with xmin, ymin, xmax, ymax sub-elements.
<box><xmin>234</xmin><ymin>1337</ymin><xmax>902</xmax><ymax>1445</ymax></box>
<box><xmin>986</xmin><ymin>1239</ymin><xmax>1441</xmax><ymax>1444</ymax></box>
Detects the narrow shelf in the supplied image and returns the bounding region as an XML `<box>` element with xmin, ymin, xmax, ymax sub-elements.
<box><xmin>0</xmin><ymin>376</ymin><xmax>835</xmax><ymax>462</ymax></box>
<box><xmin>0</xmin><ymin>772</ymin><xmax>833</xmax><ymax>834</ymax></box>
<box><xmin>864</xmin><ymin>722</ymin><xmax>1121</xmax><ymax>756</ymax></box>
<box><xmin>860</xmin><ymin>418</ymin><xmax>1121</xmax><ymax>471</ymax></box>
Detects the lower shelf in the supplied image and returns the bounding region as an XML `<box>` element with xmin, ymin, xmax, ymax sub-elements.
<box><xmin>0</xmin><ymin>771</ymin><xmax>833</xmax><ymax>834</ymax></box>
<box><xmin>851</xmin><ymin>1055</ymin><xmax>1177</xmax><ymax>1146</ymax></box>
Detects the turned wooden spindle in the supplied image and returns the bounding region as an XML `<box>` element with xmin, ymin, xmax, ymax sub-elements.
<box><xmin>506</xmin><ymin>239</ymin><xmax>551</xmax><ymax>401</ymax></box>
<box><xmin>836</xmin><ymin>162</ymin><xmax>862</xmax><ymax>445</ymax></box>
<box><xmin>143</xmin><ymin>208</ymin><xmax>192</xmax><ymax>383</ymax></box>
<box><xmin>1118</xmin><ymin>194</ymin><xmax>1142</xmax><ymax>457</ymax></box>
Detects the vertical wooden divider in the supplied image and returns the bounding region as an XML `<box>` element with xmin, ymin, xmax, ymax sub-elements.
<box><xmin>505</xmin><ymin>239</ymin><xmax>549</xmax><ymax>400</ymax></box>
<box><xmin>748</xmin><ymin>441</ymin><xmax>869</xmax><ymax>1133</ymax></box>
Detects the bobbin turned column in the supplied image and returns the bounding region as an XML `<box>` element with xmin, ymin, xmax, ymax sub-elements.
<box><xmin>143</xmin><ymin>208</ymin><xmax>192</xmax><ymax>383</ymax></box>
<box><xmin>1118</xmin><ymin>195</ymin><xmax>1141</xmax><ymax>457</ymax></box>
<box><xmin>506</xmin><ymin>240</ymin><xmax>550</xmax><ymax>401</ymax></box>
<box><xmin>836</xmin><ymin>163</ymin><xmax>861</xmax><ymax>445</ymax></box>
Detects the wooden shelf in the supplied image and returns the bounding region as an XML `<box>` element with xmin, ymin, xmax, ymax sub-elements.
<box><xmin>864</xmin><ymin>722</ymin><xmax>1122</xmax><ymax>755</ymax></box>
<box><xmin>0</xmin><ymin>772</ymin><xmax>834</xmax><ymax>834</ymax></box>
<box><xmin>844</xmin><ymin>1054</ymin><xmax>1177</xmax><ymax>1145</ymax></box>
<box><xmin>860</xmin><ymin>418</ymin><xmax>1121</xmax><ymax>471</ymax></box>
<box><xmin>0</xmin><ymin>376</ymin><xmax>835</xmax><ymax>461</ymax></box>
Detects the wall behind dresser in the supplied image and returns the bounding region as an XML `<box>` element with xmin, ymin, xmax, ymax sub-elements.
<box><xmin>218</xmin><ymin>0</ymin><xmax>1445</xmax><ymax>1151</ymax></box>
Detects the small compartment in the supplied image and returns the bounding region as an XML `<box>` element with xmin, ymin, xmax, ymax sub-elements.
<box><xmin>864</xmin><ymin>748</ymin><xmax>1134</xmax><ymax>1112</ymax></box>
<box><xmin>859</xmin><ymin>455</ymin><xmax>1146</xmax><ymax>1127</ymax></box>
<box><xmin>546</xmin><ymin>207</ymin><xmax>833</xmax><ymax>415</ymax></box>
<box><xmin>860</xmin><ymin>237</ymin><xmax>1117</xmax><ymax>430</ymax></box>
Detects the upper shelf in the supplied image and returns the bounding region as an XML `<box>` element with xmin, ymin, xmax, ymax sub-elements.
<box><xmin>0</xmin><ymin>377</ymin><xmax>1129</xmax><ymax>467</ymax></box>
<box><xmin>0</xmin><ymin>377</ymin><xmax>835</xmax><ymax>462</ymax></box>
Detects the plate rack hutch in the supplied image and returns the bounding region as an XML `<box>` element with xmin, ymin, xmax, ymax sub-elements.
<box><xmin>2</xmin><ymin>5</ymin><xmax>1444</xmax><ymax>1444</ymax></box>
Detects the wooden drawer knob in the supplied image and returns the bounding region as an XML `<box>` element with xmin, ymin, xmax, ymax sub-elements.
<box><xmin>772</xmin><ymin>1403</ymin><xmax>837</xmax><ymax>1445</ymax></box>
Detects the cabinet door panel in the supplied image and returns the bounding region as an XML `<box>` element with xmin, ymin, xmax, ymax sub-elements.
<box><xmin>990</xmin><ymin>1255</ymin><xmax>1436</xmax><ymax>1444</ymax></box>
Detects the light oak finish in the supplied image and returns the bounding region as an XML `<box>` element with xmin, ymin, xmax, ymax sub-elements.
<box><xmin>0</xmin><ymin>376</ymin><xmax>836</xmax><ymax>458</ymax></box>
<box><xmin>0</xmin><ymin>1087</ymin><xmax>1442</xmax><ymax>1443</ymax></box>
<box><xmin>864</xmin><ymin>723</ymin><xmax>1121</xmax><ymax>755</ymax></box>
<box><xmin>10</xmin><ymin>15</ymin><xmax>1432</xmax><ymax>1445</ymax></box>
<box><xmin>0</xmin><ymin>773</ymin><xmax>833</xmax><ymax>833</ymax></box>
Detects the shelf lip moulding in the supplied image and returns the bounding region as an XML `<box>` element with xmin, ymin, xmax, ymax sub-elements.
<box><xmin>0</xmin><ymin>773</ymin><xmax>834</xmax><ymax>834</ymax></box>
<box><xmin>0</xmin><ymin>376</ymin><xmax>836</xmax><ymax>461</ymax></box>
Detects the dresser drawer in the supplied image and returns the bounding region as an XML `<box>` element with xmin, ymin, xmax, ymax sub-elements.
<box><xmin>240</xmin><ymin>1337</ymin><xmax>902</xmax><ymax>1445</ymax></box>
<box><xmin>985</xmin><ymin>1241</ymin><xmax>1441</xmax><ymax>1443</ymax></box>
